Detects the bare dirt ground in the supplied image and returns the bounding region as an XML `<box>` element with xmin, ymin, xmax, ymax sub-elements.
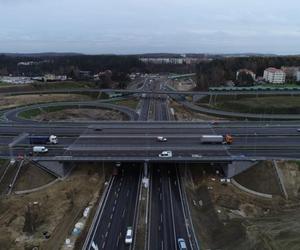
<box><xmin>0</xmin><ymin>163</ymin><xmax>110</xmax><ymax>250</ymax></box>
<box><xmin>277</xmin><ymin>161</ymin><xmax>300</xmax><ymax>200</ymax></box>
<box><xmin>234</xmin><ymin>161</ymin><xmax>282</xmax><ymax>195</ymax></box>
<box><xmin>168</xmin><ymin>80</ymin><xmax>196</xmax><ymax>91</ymax></box>
<box><xmin>13</xmin><ymin>163</ymin><xmax>56</xmax><ymax>191</ymax></box>
<box><xmin>0</xmin><ymin>94</ymin><xmax>92</xmax><ymax>110</ymax></box>
<box><xmin>184</xmin><ymin>162</ymin><xmax>300</xmax><ymax>250</ymax></box>
<box><xmin>34</xmin><ymin>108</ymin><xmax>128</xmax><ymax>122</ymax></box>
<box><xmin>171</xmin><ymin>101</ymin><xmax>225</xmax><ymax>121</ymax></box>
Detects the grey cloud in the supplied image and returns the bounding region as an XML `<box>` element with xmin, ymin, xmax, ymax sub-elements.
<box><xmin>0</xmin><ymin>0</ymin><xmax>299</xmax><ymax>54</ymax></box>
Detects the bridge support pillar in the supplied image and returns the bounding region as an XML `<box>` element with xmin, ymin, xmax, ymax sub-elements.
<box><xmin>208</xmin><ymin>94</ymin><xmax>213</xmax><ymax>105</ymax></box>
<box><xmin>143</xmin><ymin>161</ymin><xmax>148</xmax><ymax>178</ymax></box>
<box><xmin>35</xmin><ymin>161</ymin><xmax>73</xmax><ymax>178</ymax></box>
<box><xmin>223</xmin><ymin>161</ymin><xmax>257</xmax><ymax>178</ymax></box>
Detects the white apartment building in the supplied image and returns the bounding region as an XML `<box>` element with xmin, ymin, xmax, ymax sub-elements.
<box><xmin>297</xmin><ymin>71</ymin><xmax>300</xmax><ymax>82</ymax></box>
<box><xmin>263</xmin><ymin>67</ymin><xmax>286</xmax><ymax>84</ymax></box>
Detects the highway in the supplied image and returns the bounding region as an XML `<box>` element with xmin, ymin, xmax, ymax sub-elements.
<box><xmin>147</xmin><ymin>80</ymin><xmax>196</xmax><ymax>250</ymax></box>
<box><xmin>2</xmin><ymin>124</ymin><xmax>300</xmax><ymax>161</ymax></box>
<box><xmin>2</xmin><ymin>87</ymin><xmax>300</xmax><ymax>97</ymax></box>
<box><xmin>84</xmin><ymin>164</ymin><xmax>141</xmax><ymax>250</ymax></box>
<box><xmin>1</xmin><ymin>77</ymin><xmax>300</xmax><ymax>250</ymax></box>
<box><xmin>1</xmin><ymin>120</ymin><xmax>300</xmax><ymax>162</ymax></box>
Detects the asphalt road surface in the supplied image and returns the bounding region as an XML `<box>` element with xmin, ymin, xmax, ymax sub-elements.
<box><xmin>84</xmin><ymin>164</ymin><xmax>141</xmax><ymax>250</ymax></box>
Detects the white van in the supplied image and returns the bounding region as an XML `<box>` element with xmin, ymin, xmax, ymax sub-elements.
<box><xmin>33</xmin><ymin>146</ymin><xmax>48</xmax><ymax>153</ymax></box>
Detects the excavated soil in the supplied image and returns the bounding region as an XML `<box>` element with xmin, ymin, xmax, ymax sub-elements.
<box><xmin>0</xmin><ymin>163</ymin><xmax>109</xmax><ymax>250</ymax></box>
<box><xmin>184</xmin><ymin>162</ymin><xmax>300</xmax><ymax>250</ymax></box>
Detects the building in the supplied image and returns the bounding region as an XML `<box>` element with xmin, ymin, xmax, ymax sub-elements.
<box><xmin>297</xmin><ymin>71</ymin><xmax>300</xmax><ymax>82</ymax></box>
<box><xmin>139</xmin><ymin>57</ymin><xmax>201</xmax><ymax>65</ymax></box>
<box><xmin>281</xmin><ymin>66</ymin><xmax>300</xmax><ymax>80</ymax></box>
<box><xmin>263</xmin><ymin>67</ymin><xmax>286</xmax><ymax>84</ymax></box>
<box><xmin>236</xmin><ymin>69</ymin><xmax>256</xmax><ymax>81</ymax></box>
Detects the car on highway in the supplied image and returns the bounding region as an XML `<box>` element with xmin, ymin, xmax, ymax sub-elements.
<box><xmin>158</xmin><ymin>151</ymin><xmax>172</xmax><ymax>158</ymax></box>
<box><xmin>157</xmin><ymin>136</ymin><xmax>167</xmax><ymax>142</ymax></box>
<box><xmin>33</xmin><ymin>146</ymin><xmax>48</xmax><ymax>153</ymax></box>
<box><xmin>178</xmin><ymin>238</ymin><xmax>187</xmax><ymax>250</ymax></box>
<box><xmin>125</xmin><ymin>226</ymin><xmax>133</xmax><ymax>244</ymax></box>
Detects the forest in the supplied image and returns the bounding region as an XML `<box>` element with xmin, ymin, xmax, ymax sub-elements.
<box><xmin>0</xmin><ymin>54</ymin><xmax>145</xmax><ymax>82</ymax></box>
<box><xmin>196</xmin><ymin>56</ymin><xmax>300</xmax><ymax>90</ymax></box>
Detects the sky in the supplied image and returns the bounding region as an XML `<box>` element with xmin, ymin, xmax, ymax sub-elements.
<box><xmin>0</xmin><ymin>0</ymin><xmax>300</xmax><ymax>54</ymax></box>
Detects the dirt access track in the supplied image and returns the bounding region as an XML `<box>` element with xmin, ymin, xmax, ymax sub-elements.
<box><xmin>0</xmin><ymin>163</ymin><xmax>111</xmax><ymax>250</ymax></box>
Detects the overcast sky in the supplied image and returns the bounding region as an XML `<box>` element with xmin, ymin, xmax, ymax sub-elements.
<box><xmin>0</xmin><ymin>0</ymin><xmax>300</xmax><ymax>54</ymax></box>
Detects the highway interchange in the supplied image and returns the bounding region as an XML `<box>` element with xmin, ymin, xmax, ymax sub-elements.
<box><xmin>1</xmin><ymin>76</ymin><xmax>300</xmax><ymax>249</ymax></box>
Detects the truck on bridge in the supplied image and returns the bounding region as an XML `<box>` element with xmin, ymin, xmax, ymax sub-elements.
<box><xmin>29</xmin><ymin>135</ymin><xmax>58</xmax><ymax>144</ymax></box>
<box><xmin>200</xmin><ymin>134</ymin><xmax>233</xmax><ymax>144</ymax></box>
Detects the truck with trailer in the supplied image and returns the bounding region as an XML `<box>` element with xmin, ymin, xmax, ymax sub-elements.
<box><xmin>29</xmin><ymin>135</ymin><xmax>58</xmax><ymax>144</ymax></box>
<box><xmin>200</xmin><ymin>134</ymin><xmax>233</xmax><ymax>144</ymax></box>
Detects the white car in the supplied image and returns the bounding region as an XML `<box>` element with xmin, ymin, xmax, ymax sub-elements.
<box><xmin>157</xmin><ymin>136</ymin><xmax>167</xmax><ymax>142</ymax></box>
<box><xmin>158</xmin><ymin>151</ymin><xmax>172</xmax><ymax>158</ymax></box>
<box><xmin>125</xmin><ymin>227</ymin><xmax>133</xmax><ymax>244</ymax></box>
<box><xmin>33</xmin><ymin>146</ymin><xmax>48</xmax><ymax>153</ymax></box>
<box><xmin>178</xmin><ymin>238</ymin><xmax>187</xmax><ymax>250</ymax></box>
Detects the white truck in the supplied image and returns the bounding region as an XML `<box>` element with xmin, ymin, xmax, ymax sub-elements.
<box><xmin>200</xmin><ymin>134</ymin><xmax>233</xmax><ymax>144</ymax></box>
<box><xmin>29</xmin><ymin>135</ymin><xmax>58</xmax><ymax>144</ymax></box>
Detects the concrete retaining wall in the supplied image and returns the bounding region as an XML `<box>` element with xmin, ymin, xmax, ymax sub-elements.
<box><xmin>231</xmin><ymin>179</ymin><xmax>273</xmax><ymax>199</ymax></box>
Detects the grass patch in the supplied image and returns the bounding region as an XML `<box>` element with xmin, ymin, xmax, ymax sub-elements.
<box><xmin>19</xmin><ymin>108</ymin><xmax>43</xmax><ymax>119</ymax></box>
<box><xmin>19</xmin><ymin>106</ymin><xmax>73</xmax><ymax>119</ymax></box>
<box><xmin>110</xmin><ymin>98</ymin><xmax>138</xmax><ymax>109</ymax></box>
<box><xmin>0</xmin><ymin>82</ymin><xmax>12</xmax><ymax>87</ymax></box>
<box><xmin>0</xmin><ymin>159</ymin><xmax>8</xmax><ymax>166</ymax></box>
<box><xmin>30</xmin><ymin>81</ymin><xmax>97</xmax><ymax>90</ymax></box>
<box><xmin>199</xmin><ymin>95</ymin><xmax>300</xmax><ymax>114</ymax></box>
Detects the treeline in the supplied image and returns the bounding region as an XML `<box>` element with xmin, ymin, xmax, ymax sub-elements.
<box><xmin>0</xmin><ymin>54</ymin><xmax>145</xmax><ymax>80</ymax></box>
<box><xmin>196</xmin><ymin>56</ymin><xmax>300</xmax><ymax>90</ymax></box>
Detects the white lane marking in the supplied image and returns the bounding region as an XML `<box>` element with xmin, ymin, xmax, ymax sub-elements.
<box><xmin>112</xmin><ymin>206</ymin><xmax>115</xmax><ymax>212</ymax></box>
<box><xmin>160</xmin><ymin>213</ymin><xmax>163</xmax><ymax>223</ymax></box>
<box><xmin>105</xmin><ymin>231</ymin><xmax>108</xmax><ymax>238</ymax></box>
<box><xmin>108</xmin><ymin>222</ymin><xmax>111</xmax><ymax>229</ymax></box>
<box><xmin>110</xmin><ymin>213</ymin><xmax>113</xmax><ymax>219</ymax></box>
<box><xmin>160</xmin><ymin>193</ymin><xmax>162</xmax><ymax>201</ymax></box>
<box><xmin>126</xmin><ymin>190</ymin><xmax>130</xmax><ymax>197</ymax></box>
<box><xmin>114</xmin><ymin>199</ymin><xmax>117</xmax><ymax>205</ymax></box>
<box><xmin>116</xmin><ymin>235</ymin><xmax>120</xmax><ymax>247</ymax></box>
<box><xmin>101</xmin><ymin>241</ymin><xmax>105</xmax><ymax>249</ymax></box>
<box><xmin>161</xmin><ymin>240</ymin><xmax>164</xmax><ymax>250</ymax></box>
<box><xmin>122</xmin><ymin>208</ymin><xmax>126</xmax><ymax>218</ymax></box>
